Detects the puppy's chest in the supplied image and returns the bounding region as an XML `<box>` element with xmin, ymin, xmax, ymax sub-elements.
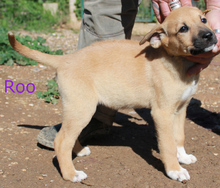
<box><xmin>181</xmin><ymin>80</ymin><xmax>198</xmax><ymax>102</ymax></box>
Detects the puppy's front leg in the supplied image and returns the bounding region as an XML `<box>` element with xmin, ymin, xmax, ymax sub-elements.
<box><xmin>173</xmin><ymin>108</ymin><xmax>197</xmax><ymax>165</ymax></box>
<box><xmin>151</xmin><ymin>108</ymin><xmax>190</xmax><ymax>182</ymax></box>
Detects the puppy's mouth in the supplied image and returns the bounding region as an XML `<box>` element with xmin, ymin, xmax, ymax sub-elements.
<box><xmin>189</xmin><ymin>30</ymin><xmax>217</xmax><ymax>56</ymax></box>
<box><xmin>189</xmin><ymin>44</ymin><xmax>216</xmax><ymax>55</ymax></box>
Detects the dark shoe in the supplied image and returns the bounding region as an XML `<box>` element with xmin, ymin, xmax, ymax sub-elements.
<box><xmin>37</xmin><ymin>123</ymin><xmax>61</xmax><ymax>149</ymax></box>
<box><xmin>37</xmin><ymin>119</ymin><xmax>111</xmax><ymax>149</ymax></box>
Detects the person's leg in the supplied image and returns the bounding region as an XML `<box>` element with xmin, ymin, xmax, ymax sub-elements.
<box><xmin>78</xmin><ymin>0</ymin><xmax>139</xmax><ymax>130</ymax></box>
<box><xmin>77</xmin><ymin>0</ymin><xmax>139</xmax><ymax>48</ymax></box>
<box><xmin>37</xmin><ymin>0</ymin><xmax>139</xmax><ymax>148</ymax></box>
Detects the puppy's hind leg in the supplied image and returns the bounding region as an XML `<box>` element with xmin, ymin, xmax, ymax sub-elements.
<box><xmin>54</xmin><ymin>98</ymin><xmax>97</xmax><ymax>182</ymax></box>
<box><xmin>73</xmin><ymin>139</ymin><xmax>91</xmax><ymax>157</ymax></box>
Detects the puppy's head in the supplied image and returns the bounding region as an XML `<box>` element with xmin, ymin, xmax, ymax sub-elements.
<box><xmin>140</xmin><ymin>7</ymin><xmax>217</xmax><ymax>56</ymax></box>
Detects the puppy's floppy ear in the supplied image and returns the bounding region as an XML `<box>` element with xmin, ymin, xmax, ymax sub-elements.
<box><xmin>139</xmin><ymin>25</ymin><xmax>167</xmax><ymax>48</ymax></box>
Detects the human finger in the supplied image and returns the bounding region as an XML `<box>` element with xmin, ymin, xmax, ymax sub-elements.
<box><xmin>180</xmin><ymin>0</ymin><xmax>192</xmax><ymax>7</ymax></box>
<box><xmin>152</xmin><ymin>1</ymin><xmax>171</xmax><ymax>23</ymax></box>
<box><xmin>152</xmin><ymin>1</ymin><xmax>162</xmax><ymax>23</ymax></box>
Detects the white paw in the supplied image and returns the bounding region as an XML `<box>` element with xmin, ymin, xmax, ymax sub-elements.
<box><xmin>77</xmin><ymin>146</ymin><xmax>91</xmax><ymax>157</ymax></box>
<box><xmin>167</xmin><ymin>167</ymin><xmax>190</xmax><ymax>182</ymax></box>
<box><xmin>177</xmin><ymin>147</ymin><xmax>197</xmax><ymax>164</ymax></box>
<box><xmin>178</xmin><ymin>154</ymin><xmax>197</xmax><ymax>165</ymax></box>
<box><xmin>73</xmin><ymin>170</ymin><xmax>87</xmax><ymax>182</ymax></box>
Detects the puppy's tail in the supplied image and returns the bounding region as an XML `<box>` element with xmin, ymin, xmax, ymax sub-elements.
<box><xmin>8</xmin><ymin>32</ymin><xmax>61</xmax><ymax>69</ymax></box>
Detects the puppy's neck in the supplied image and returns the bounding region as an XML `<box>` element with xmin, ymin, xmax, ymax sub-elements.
<box><xmin>141</xmin><ymin>45</ymin><xmax>199</xmax><ymax>82</ymax></box>
<box><xmin>161</xmin><ymin>49</ymin><xmax>199</xmax><ymax>82</ymax></box>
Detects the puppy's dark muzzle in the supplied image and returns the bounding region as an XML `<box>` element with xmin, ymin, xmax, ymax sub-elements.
<box><xmin>190</xmin><ymin>30</ymin><xmax>217</xmax><ymax>55</ymax></box>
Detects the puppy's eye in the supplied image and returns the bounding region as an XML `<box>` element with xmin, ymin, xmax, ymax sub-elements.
<box><xmin>179</xmin><ymin>26</ymin><xmax>189</xmax><ymax>33</ymax></box>
<box><xmin>201</xmin><ymin>18</ymin><xmax>207</xmax><ymax>24</ymax></box>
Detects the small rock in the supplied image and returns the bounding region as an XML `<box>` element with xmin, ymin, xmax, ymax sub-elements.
<box><xmin>39</xmin><ymin>64</ymin><xmax>46</xmax><ymax>69</ymax></box>
<box><xmin>32</xmin><ymin>68</ymin><xmax>41</xmax><ymax>72</ymax></box>
<box><xmin>8</xmin><ymin>76</ymin><xmax>14</xmax><ymax>79</ymax></box>
<box><xmin>209</xmin><ymin>87</ymin><xmax>215</xmax><ymax>90</ymax></box>
<box><xmin>38</xmin><ymin>176</ymin><xmax>44</xmax><ymax>180</ymax></box>
<box><xmin>129</xmin><ymin>111</ymin><xmax>136</xmax><ymax>114</ymax></box>
<box><xmin>20</xmin><ymin>130</ymin><xmax>29</xmax><ymax>134</ymax></box>
<box><xmin>10</xmin><ymin>162</ymin><xmax>18</xmax><ymax>165</ymax></box>
<box><xmin>191</xmin><ymin>137</ymin><xmax>198</xmax><ymax>141</ymax></box>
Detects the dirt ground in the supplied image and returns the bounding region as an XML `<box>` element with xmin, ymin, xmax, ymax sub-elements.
<box><xmin>0</xmin><ymin>28</ymin><xmax>220</xmax><ymax>188</ymax></box>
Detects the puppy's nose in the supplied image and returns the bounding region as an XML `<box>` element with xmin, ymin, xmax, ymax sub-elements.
<box><xmin>202</xmin><ymin>32</ymin><xmax>213</xmax><ymax>41</ymax></box>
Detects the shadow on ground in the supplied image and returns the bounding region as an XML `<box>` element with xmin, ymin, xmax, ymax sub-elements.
<box><xmin>17</xmin><ymin>98</ymin><xmax>220</xmax><ymax>177</ymax></box>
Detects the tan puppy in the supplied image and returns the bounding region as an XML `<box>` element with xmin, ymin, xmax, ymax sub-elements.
<box><xmin>8</xmin><ymin>7</ymin><xmax>217</xmax><ymax>183</ymax></box>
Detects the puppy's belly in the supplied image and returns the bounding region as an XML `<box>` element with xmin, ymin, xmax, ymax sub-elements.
<box><xmin>97</xmin><ymin>90</ymin><xmax>152</xmax><ymax>109</ymax></box>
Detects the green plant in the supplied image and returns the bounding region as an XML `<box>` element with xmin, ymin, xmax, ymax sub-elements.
<box><xmin>37</xmin><ymin>79</ymin><xmax>60</xmax><ymax>104</ymax></box>
<box><xmin>74</xmin><ymin>0</ymin><xmax>82</xmax><ymax>20</ymax></box>
<box><xmin>40</xmin><ymin>0</ymin><xmax>70</xmax><ymax>15</ymax></box>
<box><xmin>0</xmin><ymin>28</ymin><xmax>63</xmax><ymax>65</ymax></box>
<box><xmin>136</xmin><ymin>0</ymin><xmax>154</xmax><ymax>22</ymax></box>
<box><xmin>0</xmin><ymin>0</ymin><xmax>60</xmax><ymax>31</ymax></box>
<box><xmin>59</xmin><ymin>0</ymin><xmax>69</xmax><ymax>16</ymax></box>
<box><xmin>197</xmin><ymin>1</ymin><xmax>206</xmax><ymax>11</ymax></box>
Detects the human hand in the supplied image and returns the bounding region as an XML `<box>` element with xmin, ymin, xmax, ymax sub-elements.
<box><xmin>186</xmin><ymin>9</ymin><xmax>220</xmax><ymax>76</ymax></box>
<box><xmin>152</xmin><ymin>0</ymin><xmax>192</xmax><ymax>23</ymax></box>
